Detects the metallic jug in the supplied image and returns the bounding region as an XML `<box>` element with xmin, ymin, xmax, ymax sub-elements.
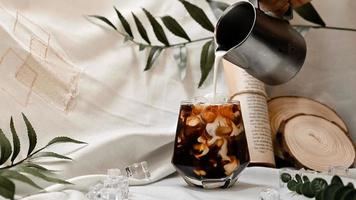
<box><xmin>215</xmin><ymin>0</ymin><xmax>307</xmax><ymax>85</ymax></box>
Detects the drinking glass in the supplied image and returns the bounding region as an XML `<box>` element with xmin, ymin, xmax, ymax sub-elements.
<box><xmin>172</xmin><ymin>97</ymin><xmax>250</xmax><ymax>189</ymax></box>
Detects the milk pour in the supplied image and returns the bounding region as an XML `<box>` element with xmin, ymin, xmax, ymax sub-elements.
<box><xmin>212</xmin><ymin>50</ymin><xmax>227</xmax><ymax>101</ymax></box>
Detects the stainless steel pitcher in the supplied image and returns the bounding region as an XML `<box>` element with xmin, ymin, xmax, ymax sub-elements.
<box><xmin>215</xmin><ymin>0</ymin><xmax>307</xmax><ymax>85</ymax></box>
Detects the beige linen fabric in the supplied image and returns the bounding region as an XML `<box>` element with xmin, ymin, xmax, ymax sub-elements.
<box><xmin>0</xmin><ymin>0</ymin><xmax>355</xmax><ymax>199</ymax></box>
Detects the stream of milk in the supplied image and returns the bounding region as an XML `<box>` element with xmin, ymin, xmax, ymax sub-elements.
<box><xmin>212</xmin><ymin>50</ymin><xmax>227</xmax><ymax>102</ymax></box>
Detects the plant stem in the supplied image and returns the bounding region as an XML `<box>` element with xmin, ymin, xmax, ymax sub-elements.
<box><xmin>119</xmin><ymin>24</ymin><xmax>355</xmax><ymax>50</ymax></box>
<box><xmin>292</xmin><ymin>24</ymin><xmax>356</xmax><ymax>32</ymax></box>
<box><xmin>0</xmin><ymin>147</ymin><xmax>46</xmax><ymax>170</ymax></box>
<box><xmin>116</xmin><ymin>29</ymin><xmax>213</xmax><ymax>48</ymax></box>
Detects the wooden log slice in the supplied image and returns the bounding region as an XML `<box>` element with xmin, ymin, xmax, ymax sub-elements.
<box><xmin>279</xmin><ymin>115</ymin><xmax>355</xmax><ymax>172</ymax></box>
<box><xmin>268</xmin><ymin>96</ymin><xmax>348</xmax><ymax>138</ymax></box>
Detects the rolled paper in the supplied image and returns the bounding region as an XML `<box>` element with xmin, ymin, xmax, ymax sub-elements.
<box><xmin>222</xmin><ymin>59</ymin><xmax>275</xmax><ymax>167</ymax></box>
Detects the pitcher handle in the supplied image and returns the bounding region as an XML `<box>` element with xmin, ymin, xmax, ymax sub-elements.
<box><xmin>249</xmin><ymin>0</ymin><xmax>293</xmax><ymax>20</ymax></box>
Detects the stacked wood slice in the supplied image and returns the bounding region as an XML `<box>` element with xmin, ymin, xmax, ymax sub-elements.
<box><xmin>268</xmin><ymin>96</ymin><xmax>355</xmax><ymax>172</ymax></box>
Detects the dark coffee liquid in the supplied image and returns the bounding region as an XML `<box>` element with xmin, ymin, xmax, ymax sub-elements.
<box><xmin>172</xmin><ymin>103</ymin><xmax>250</xmax><ymax>180</ymax></box>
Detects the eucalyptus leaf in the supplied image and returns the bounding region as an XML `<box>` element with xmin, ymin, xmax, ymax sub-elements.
<box><xmin>295</xmin><ymin>174</ymin><xmax>302</xmax><ymax>183</ymax></box>
<box><xmin>89</xmin><ymin>15</ymin><xmax>117</xmax><ymax>30</ymax></box>
<box><xmin>311</xmin><ymin>178</ymin><xmax>328</xmax><ymax>194</ymax></box>
<box><xmin>280</xmin><ymin>173</ymin><xmax>292</xmax><ymax>183</ymax></box>
<box><xmin>22</xmin><ymin>113</ymin><xmax>37</xmax><ymax>156</ymax></box>
<box><xmin>18</xmin><ymin>166</ymin><xmax>72</xmax><ymax>185</ymax></box>
<box><xmin>198</xmin><ymin>40</ymin><xmax>215</xmax><ymax>88</ymax></box>
<box><xmin>340</xmin><ymin>190</ymin><xmax>355</xmax><ymax>200</ymax></box>
<box><xmin>1</xmin><ymin>170</ymin><xmax>42</xmax><ymax>189</ymax></box>
<box><xmin>31</xmin><ymin>152</ymin><xmax>72</xmax><ymax>160</ymax></box>
<box><xmin>0</xmin><ymin>176</ymin><xmax>15</xmax><ymax>200</ymax></box>
<box><xmin>0</xmin><ymin>129</ymin><xmax>12</xmax><ymax>165</ymax></box>
<box><xmin>143</xmin><ymin>9</ymin><xmax>170</xmax><ymax>46</ymax></box>
<box><xmin>179</xmin><ymin>0</ymin><xmax>215</xmax><ymax>32</ymax></box>
<box><xmin>144</xmin><ymin>47</ymin><xmax>163</xmax><ymax>71</ymax></box>
<box><xmin>287</xmin><ymin>180</ymin><xmax>298</xmax><ymax>192</ymax></box>
<box><xmin>315</xmin><ymin>189</ymin><xmax>325</xmax><ymax>200</ymax></box>
<box><xmin>331</xmin><ymin>175</ymin><xmax>344</xmax><ymax>186</ymax></box>
<box><xmin>296</xmin><ymin>183</ymin><xmax>303</xmax><ymax>194</ymax></box>
<box><xmin>302</xmin><ymin>175</ymin><xmax>310</xmax><ymax>183</ymax></box>
<box><xmin>161</xmin><ymin>16</ymin><xmax>191</xmax><ymax>41</ymax></box>
<box><xmin>323</xmin><ymin>184</ymin><xmax>343</xmax><ymax>200</ymax></box>
<box><xmin>132</xmin><ymin>12</ymin><xmax>151</xmax><ymax>44</ymax></box>
<box><xmin>114</xmin><ymin>7</ymin><xmax>133</xmax><ymax>38</ymax></box>
<box><xmin>9</xmin><ymin>117</ymin><xmax>20</xmax><ymax>164</ymax></box>
<box><xmin>206</xmin><ymin>0</ymin><xmax>229</xmax><ymax>19</ymax></box>
<box><xmin>295</xmin><ymin>3</ymin><xmax>326</xmax><ymax>27</ymax></box>
<box><xmin>301</xmin><ymin>182</ymin><xmax>315</xmax><ymax>198</ymax></box>
<box><xmin>336</xmin><ymin>186</ymin><xmax>354</xmax><ymax>200</ymax></box>
<box><xmin>46</xmin><ymin>136</ymin><xmax>86</xmax><ymax>148</ymax></box>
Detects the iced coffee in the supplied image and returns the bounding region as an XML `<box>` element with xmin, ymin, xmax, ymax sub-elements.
<box><xmin>172</xmin><ymin>100</ymin><xmax>250</xmax><ymax>188</ymax></box>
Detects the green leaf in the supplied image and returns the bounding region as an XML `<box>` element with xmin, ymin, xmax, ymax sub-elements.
<box><xmin>179</xmin><ymin>0</ymin><xmax>215</xmax><ymax>32</ymax></box>
<box><xmin>161</xmin><ymin>16</ymin><xmax>191</xmax><ymax>42</ymax></box>
<box><xmin>1</xmin><ymin>170</ymin><xmax>42</xmax><ymax>189</ymax></box>
<box><xmin>9</xmin><ymin>117</ymin><xmax>20</xmax><ymax>164</ymax></box>
<box><xmin>18</xmin><ymin>166</ymin><xmax>72</xmax><ymax>185</ymax></box>
<box><xmin>206</xmin><ymin>0</ymin><xmax>230</xmax><ymax>19</ymax></box>
<box><xmin>23</xmin><ymin>163</ymin><xmax>53</xmax><ymax>172</ymax></box>
<box><xmin>139</xmin><ymin>44</ymin><xmax>146</xmax><ymax>51</ymax></box>
<box><xmin>142</xmin><ymin>9</ymin><xmax>170</xmax><ymax>46</ymax></box>
<box><xmin>280</xmin><ymin>173</ymin><xmax>292</xmax><ymax>183</ymax></box>
<box><xmin>0</xmin><ymin>176</ymin><xmax>15</xmax><ymax>200</ymax></box>
<box><xmin>31</xmin><ymin>152</ymin><xmax>72</xmax><ymax>160</ymax></box>
<box><xmin>347</xmin><ymin>183</ymin><xmax>355</xmax><ymax>189</ymax></box>
<box><xmin>316</xmin><ymin>189</ymin><xmax>325</xmax><ymax>200</ymax></box>
<box><xmin>124</xmin><ymin>36</ymin><xmax>131</xmax><ymax>42</ymax></box>
<box><xmin>46</xmin><ymin>136</ymin><xmax>86</xmax><ymax>148</ymax></box>
<box><xmin>295</xmin><ymin>3</ymin><xmax>326</xmax><ymax>27</ymax></box>
<box><xmin>144</xmin><ymin>47</ymin><xmax>163</xmax><ymax>71</ymax></box>
<box><xmin>114</xmin><ymin>7</ymin><xmax>133</xmax><ymax>38</ymax></box>
<box><xmin>336</xmin><ymin>186</ymin><xmax>354</xmax><ymax>200</ymax></box>
<box><xmin>323</xmin><ymin>184</ymin><xmax>343</xmax><ymax>200</ymax></box>
<box><xmin>296</xmin><ymin>183</ymin><xmax>303</xmax><ymax>194</ymax></box>
<box><xmin>311</xmin><ymin>178</ymin><xmax>328</xmax><ymax>195</ymax></box>
<box><xmin>295</xmin><ymin>174</ymin><xmax>302</xmax><ymax>183</ymax></box>
<box><xmin>0</xmin><ymin>129</ymin><xmax>12</xmax><ymax>165</ymax></box>
<box><xmin>301</xmin><ymin>182</ymin><xmax>315</xmax><ymax>198</ymax></box>
<box><xmin>302</xmin><ymin>175</ymin><xmax>310</xmax><ymax>183</ymax></box>
<box><xmin>22</xmin><ymin>113</ymin><xmax>37</xmax><ymax>156</ymax></box>
<box><xmin>198</xmin><ymin>40</ymin><xmax>215</xmax><ymax>88</ymax></box>
<box><xmin>331</xmin><ymin>175</ymin><xmax>344</xmax><ymax>186</ymax></box>
<box><xmin>287</xmin><ymin>180</ymin><xmax>298</xmax><ymax>192</ymax></box>
<box><xmin>340</xmin><ymin>190</ymin><xmax>356</xmax><ymax>200</ymax></box>
<box><xmin>132</xmin><ymin>12</ymin><xmax>151</xmax><ymax>44</ymax></box>
<box><xmin>89</xmin><ymin>15</ymin><xmax>117</xmax><ymax>30</ymax></box>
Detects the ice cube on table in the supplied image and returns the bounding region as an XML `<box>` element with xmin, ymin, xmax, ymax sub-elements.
<box><xmin>125</xmin><ymin>161</ymin><xmax>151</xmax><ymax>180</ymax></box>
<box><xmin>86</xmin><ymin>183</ymin><xmax>104</xmax><ymax>200</ymax></box>
<box><xmin>258</xmin><ymin>188</ymin><xmax>280</xmax><ymax>200</ymax></box>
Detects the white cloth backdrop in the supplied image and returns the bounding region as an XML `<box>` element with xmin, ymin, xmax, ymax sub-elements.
<box><xmin>0</xmin><ymin>0</ymin><xmax>355</xmax><ymax>199</ymax></box>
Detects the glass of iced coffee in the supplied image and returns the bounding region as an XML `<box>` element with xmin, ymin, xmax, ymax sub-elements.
<box><xmin>172</xmin><ymin>97</ymin><xmax>250</xmax><ymax>189</ymax></box>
